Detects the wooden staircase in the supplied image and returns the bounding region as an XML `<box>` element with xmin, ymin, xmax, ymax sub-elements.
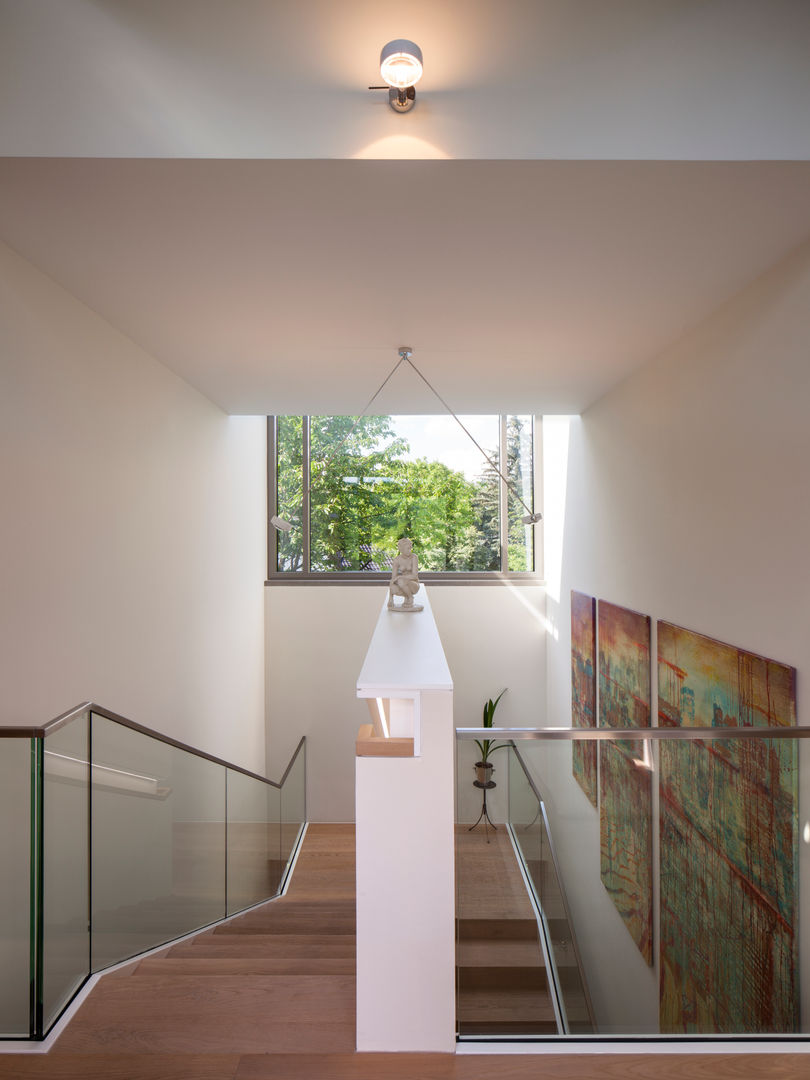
<box><xmin>455</xmin><ymin>825</ymin><xmax>558</xmax><ymax>1036</ymax></box>
<box><xmin>2</xmin><ymin>822</ymin><xmax>804</xmax><ymax>1078</ymax></box>
<box><xmin>49</xmin><ymin>825</ymin><xmax>357</xmax><ymax>1056</ymax></box>
<box><xmin>457</xmin><ymin>917</ymin><xmax>557</xmax><ymax>1035</ymax></box>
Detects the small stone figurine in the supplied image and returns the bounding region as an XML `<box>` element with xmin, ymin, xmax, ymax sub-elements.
<box><xmin>387</xmin><ymin>538</ymin><xmax>423</xmax><ymax>613</ymax></box>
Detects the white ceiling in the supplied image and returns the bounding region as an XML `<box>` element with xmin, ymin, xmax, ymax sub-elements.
<box><xmin>1</xmin><ymin>158</ymin><xmax>808</xmax><ymax>414</ymax></box>
<box><xmin>1</xmin><ymin>2</ymin><xmax>809</xmax><ymax>415</ymax></box>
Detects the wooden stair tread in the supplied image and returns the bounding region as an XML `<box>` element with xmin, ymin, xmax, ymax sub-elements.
<box><xmin>167</xmin><ymin>934</ymin><xmax>356</xmax><ymax>959</ymax></box>
<box><xmin>55</xmin><ymin>974</ymin><xmax>356</xmax><ymax>1053</ymax></box>
<box><xmin>458</xmin><ymin>967</ymin><xmax>548</xmax><ymax>993</ymax></box>
<box><xmin>456</xmin><ymin>987</ymin><xmax>557</xmax><ymax>1022</ymax></box>
<box><xmin>457</xmin><ymin>938</ymin><xmax>545</xmax><ymax>967</ymax></box>
<box><xmin>216</xmin><ymin>918</ymin><xmax>355</xmax><ymax>935</ymax></box>
<box><xmin>457</xmin><ymin>917</ymin><xmax>538</xmax><ymax>940</ymax></box>
<box><xmin>217</xmin><ymin>904</ymin><xmax>354</xmax><ymax>924</ymax></box>
<box><xmin>134</xmin><ymin>957</ymin><xmax>356</xmax><ymax>976</ymax></box>
<box><xmin>457</xmin><ymin>1019</ymin><xmax>558</xmax><ymax>1035</ymax></box>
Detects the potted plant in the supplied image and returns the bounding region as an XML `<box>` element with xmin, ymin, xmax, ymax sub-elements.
<box><xmin>474</xmin><ymin>688</ymin><xmax>508</xmax><ymax>784</ymax></box>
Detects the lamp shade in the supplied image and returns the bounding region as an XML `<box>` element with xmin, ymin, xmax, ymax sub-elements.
<box><xmin>380</xmin><ymin>39</ymin><xmax>423</xmax><ymax>89</ymax></box>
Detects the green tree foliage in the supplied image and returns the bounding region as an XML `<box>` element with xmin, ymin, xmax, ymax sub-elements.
<box><xmin>383</xmin><ymin>458</ymin><xmax>478</xmax><ymax>571</ymax></box>
<box><xmin>275</xmin><ymin>415</ymin><xmax>532</xmax><ymax>573</ymax></box>
<box><xmin>506</xmin><ymin>415</ymin><xmax>533</xmax><ymax>572</ymax></box>
<box><xmin>277</xmin><ymin>415</ymin><xmax>304</xmax><ymax>571</ymax></box>
<box><xmin>310</xmin><ymin>416</ymin><xmax>409</xmax><ymax>571</ymax></box>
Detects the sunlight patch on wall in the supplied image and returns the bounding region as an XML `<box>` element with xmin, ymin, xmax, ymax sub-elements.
<box><xmin>542</xmin><ymin>415</ymin><xmax>573</xmax><ymax>604</ymax></box>
<box><xmin>501</xmin><ymin>579</ymin><xmax>553</xmax><ymax>636</ymax></box>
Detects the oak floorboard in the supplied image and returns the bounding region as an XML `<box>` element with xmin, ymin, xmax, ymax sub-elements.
<box><xmin>2</xmin><ymin>1053</ymin><xmax>806</xmax><ymax>1080</ymax></box>
<box><xmin>233</xmin><ymin>1053</ymin><xmax>810</xmax><ymax>1080</ymax></box>
<box><xmin>0</xmin><ymin>1055</ymin><xmax>239</xmax><ymax>1080</ymax></box>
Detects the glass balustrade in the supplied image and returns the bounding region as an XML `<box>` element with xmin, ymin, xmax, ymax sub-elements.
<box><xmin>280</xmin><ymin>740</ymin><xmax>307</xmax><ymax>884</ymax></box>
<box><xmin>91</xmin><ymin>714</ymin><xmax>227</xmax><ymax>970</ymax></box>
<box><xmin>457</xmin><ymin>727</ymin><xmax>809</xmax><ymax>1040</ymax></box>
<box><xmin>0</xmin><ymin>735</ymin><xmax>33</xmax><ymax>1038</ymax></box>
<box><xmin>42</xmin><ymin>709</ymin><xmax>90</xmax><ymax>1031</ymax></box>
<box><xmin>507</xmin><ymin>745</ymin><xmax>594</xmax><ymax>1034</ymax></box>
<box><xmin>226</xmin><ymin>768</ymin><xmax>281</xmax><ymax>916</ymax></box>
<box><xmin>0</xmin><ymin>705</ymin><xmax>306</xmax><ymax>1040</ymax></box>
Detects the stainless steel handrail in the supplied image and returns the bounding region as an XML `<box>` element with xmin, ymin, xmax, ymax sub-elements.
<box><xmin>508</xmin><ymin>741</ymin><xmax>597</xmax><ymax>1031</ymax></box>
<box><xmin>457</xmin><ymin>725</ymin><xmax>810</xmax><ymax>741</ymax></box>
<box><xmin>0</xmin><ymin>702</ymin><xmax>305</xmax><ymax>789</ymax></box>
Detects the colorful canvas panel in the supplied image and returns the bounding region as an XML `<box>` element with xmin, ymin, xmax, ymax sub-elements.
<box><xmin>571</xmin><ymin>591</ymin><xmax>597</xmax><ymax>808</ymax></box>
<box><xmin>598</xmin><ymin>600</ymin><xmax>653</xmax><ymax>965</ymax></box>
<box><xmin>658</xmin><ymin>621</ymin><xmax>799</xmax><ymax>1033</ymax></box>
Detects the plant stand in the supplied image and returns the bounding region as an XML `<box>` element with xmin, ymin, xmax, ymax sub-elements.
<box><xmin>468</xmin><ymin>778</ymin><xmax>497</xmax><ymax>841</ymax></box>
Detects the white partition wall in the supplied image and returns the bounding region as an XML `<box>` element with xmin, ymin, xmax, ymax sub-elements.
<box><xmin>355</xmin><ymin>586</ymin><xmax>455</xmax><ymax>1052</ymax></box>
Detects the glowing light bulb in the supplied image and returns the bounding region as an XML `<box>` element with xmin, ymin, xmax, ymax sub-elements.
<box><xmin>380</xmin><ymin>39</ymin><xmax>423</xmax><ymax>89</ymax></box>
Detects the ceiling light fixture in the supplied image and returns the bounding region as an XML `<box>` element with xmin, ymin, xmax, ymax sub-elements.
<box><xmin>369</xmin><ymin>39</ymin><xmax>423</xmax><ymax>113</ymax></box>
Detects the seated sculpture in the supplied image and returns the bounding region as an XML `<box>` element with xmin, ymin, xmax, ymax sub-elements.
<box><xmin>388</xmin><ymin>537</ymin><xmax>423</xmax><ymax>613</ymax></box>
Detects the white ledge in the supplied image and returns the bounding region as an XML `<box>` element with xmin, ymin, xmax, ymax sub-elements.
<box><xmin>356</xmin><ymin>586</ymin><xmax>453</xmax><ymax>694</ymax></box>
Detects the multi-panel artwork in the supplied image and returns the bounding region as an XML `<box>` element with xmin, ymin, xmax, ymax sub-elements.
<box><xmin>598</xmin><ymin>601</ymin><xmax>653</xmax><ymax>965</ymax></box>
<box><xmin>568</xmin><ymin>594</ymin><xmax>800</xmax><ymax>1028</ymax></box>
<box><xmin>571</xmin><ymin>591</ymin><xmax>597</xmax><ymax>807</ymax></box>
<box><xmin>657</xmin><ymin>621</ymin><xmax>799</xmax><ymax>1033</ymax></box>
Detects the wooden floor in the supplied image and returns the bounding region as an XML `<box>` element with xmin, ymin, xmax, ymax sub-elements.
<box><xmin>0</xmin><ymin>824</ymin><xmax>806</xmax><ymax>1079</ymax></box>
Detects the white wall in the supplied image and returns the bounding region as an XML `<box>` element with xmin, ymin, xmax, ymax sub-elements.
<box><xmin>2</xmin><ymin>0</ymin><xmax>809</xmax><ymax>160</ymax></box>
<box><xmin>266</xmin><ymin>584</ymin><xmax>546</xmax><ymax>821</ymax></box>
<box><xmin>542</xmin><ymin>240</ymin><xmax>810</xmax><ymax>1033</ymax></box>
<box><xmin>0</xmin><ymin>242</ymin><xmax>267</xmax><ymax>773</ymax></box>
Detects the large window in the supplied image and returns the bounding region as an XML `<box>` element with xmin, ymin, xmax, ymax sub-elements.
<box><xmin>269</xmin><ymin>415</ymin><xmax>538</xmax><ymax>578</ymax></box>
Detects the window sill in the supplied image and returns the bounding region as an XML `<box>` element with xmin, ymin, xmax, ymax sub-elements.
<box><xmin>265</xmin><ymin>573</ymin><xmax>546</xmax><ymax>587</ymax></box>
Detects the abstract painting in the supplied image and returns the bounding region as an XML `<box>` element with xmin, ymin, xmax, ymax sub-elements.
<box><xmin>571</xmin><ymin>591</ymin><xmax>597</xmax><ymax>807</ymax></box>
<box><xmin>598</xmin><ymin>601</ymin><xmax>653</xmax><ymax>965</ymax></box>
<box><xmin>658</xmin><ymin>621</ymin><xmax>798</xmax><ymax>1033</ymax></box>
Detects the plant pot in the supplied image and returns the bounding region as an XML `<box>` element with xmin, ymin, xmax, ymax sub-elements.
<box><xmin>474</xmin><ymin>761</ymin><xmax>494</xmax><ymax>785</ymax></box>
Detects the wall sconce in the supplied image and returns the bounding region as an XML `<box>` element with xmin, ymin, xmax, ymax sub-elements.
<box><xmin>369</xmin><ymin>39</ymin><xmax>423</xmax><ymax>113</ymax></box>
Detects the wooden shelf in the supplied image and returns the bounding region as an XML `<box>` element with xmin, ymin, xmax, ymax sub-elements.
<box><xmin>355</xmin><ymin>723</ymin><xmax>414</xmax><ymax>758</ymax></box>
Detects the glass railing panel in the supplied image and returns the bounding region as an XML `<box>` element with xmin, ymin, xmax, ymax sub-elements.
<box><xmin>518</xmin><ymin>734</ymin><xmax>658</xmax><ymax>1036</ymax></box>
<box><xmin>90</xmin><ymin>714</ymin><xmax>226</xmax><ymax>970</ymax></box>
<box><xmin>658</xmin><ymin>733</ymin><xmax>801</xmax><ymax>1035</ymax></box>
<box><xmin>0</xmin><ymin>736</ymin><xmax>34</xmax><ymax>1037</ymax></box>
<box><xmin>42</xmin><ymin>711</ymin><xmax>90</xmax><ymax>1031</ymax></box>
<box><xmin>226</xmin><ymin>770</ymin><xmax>281</xmax><ymax>916</ymax></box>
<box><xmin>508</xmin><ymin>745</ymin><xmax>593</xmax><ymax>1034</ymax></box>
<box><xmin>455</xmin><ymin>738</ymin><xmax>557</xmax><ymax>1037</ymax></box>
<box><xmin>515</xmin><ymin>730</ymin><xmax>807</xmax><ymax>1037</ymax></box>
<box><xmin>279</xmin><ymin>741</ymin><xmax>306</xmax><ymax>877</ymax></box>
